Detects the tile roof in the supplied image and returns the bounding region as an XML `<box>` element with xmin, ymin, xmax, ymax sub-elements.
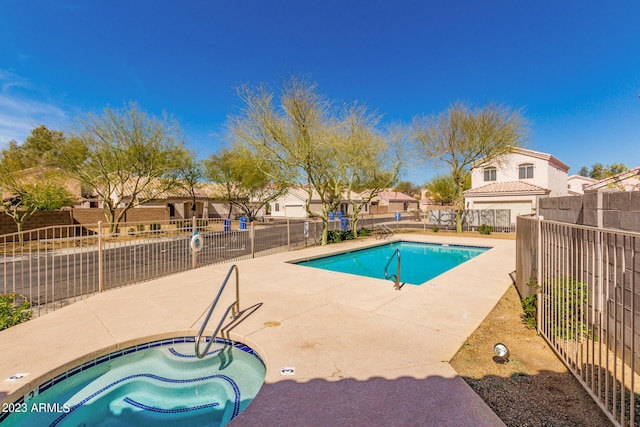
<box><xmin>464</xmin><ymin>181</ymin><xmax>550</xmax><ymax>196</ymax></box>
<box><xmin>374</xmin><ymin>190</ymin><xmax>417</xmax><ymax>202</ymax></box>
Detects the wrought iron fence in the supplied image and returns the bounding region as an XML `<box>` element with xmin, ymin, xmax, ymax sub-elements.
<box><xmin>0</xmin><ymin>215</ymin><xmax>405</xmax><ymax>317</ymax></box>
<box><xmin>517</xmin><ymin>215</ymin><xmax>639</xmax><ymax>427</ymax></box>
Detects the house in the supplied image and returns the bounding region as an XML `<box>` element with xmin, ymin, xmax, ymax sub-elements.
<box><xmin>107</xmin><ymin>179</ymin><xmax>235</xmax><ymax>220</ymax></box>
<box><xmin>567</xmin><ymin>175</ymin><xmax>598</xmax><ymax>195</ymax></box>
<box><xmin>267</xmin><ymin>186</ymin><xmax>361</xmax><ymax>218</ymax></box>
<box><xmin>464</xmin><ymin>147</ymin><xmax>570</xmax><ymax>224</ymax></box>
<box><xmin>584</xmin><ymin>167</ymin><xmax>640</xmax><ymax>192</ymax></box>
<box><xmin>368</xmin><ymin>190</ymin><xmax>418</xmax><ymax>214</ymax></box>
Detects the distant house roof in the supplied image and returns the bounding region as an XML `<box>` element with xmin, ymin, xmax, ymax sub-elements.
<box><xmin>584</xmin><ymin>167</ymin><xmax>640</xmax><ymax>192</ymax></box>
<box><xmin>285</xmin><ymin>186</ymin><xmax>360</xmax><ymax>203</ymax></box>
<box><xmin>464</xmin><ymin>181</ymin><xmax>550</xmax><ymax>197</ymax></box>
<box><xmin>372</xmin><ymin>190</ymin><xmax>417</xmax><ymax>202</ymax></box>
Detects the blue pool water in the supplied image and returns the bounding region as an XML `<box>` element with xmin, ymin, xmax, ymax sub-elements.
<box><xmin>1</xmin><ymin>337</ymin><xmax>265</xmax><ymax>427</ymax></box>
<box><xmin>296</xmin><ymin>241</ymin><xmax>489</xmax><ymax>285</ymax></box>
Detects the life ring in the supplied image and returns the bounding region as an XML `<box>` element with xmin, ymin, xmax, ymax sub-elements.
<box><xmin>190</xmin><ymin>232</ymin><xmax>203</xmax><ymax>253</ymax></box>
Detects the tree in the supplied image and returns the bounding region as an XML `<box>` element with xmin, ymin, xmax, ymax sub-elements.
<box><xmin>0</xmin><ymin>127</ymin><xmax>74</xmax><ymax>243</ymax></box>
<box><xmin>578</xmin><ymin>163</ymin><xmax>628</xmax><ymax>179</ymax></box>
<box><xmin>227</xmin><ymin>76</ymin><xmax>369</xmax><ymax>245</ymax></box>
<box><xmin>412</xmin><ymin>102</ymin><xmax>527</xmax><ymax>232</ymax></box>
<box><xmin>393</xmin><ymin>181</ymin><xmax>420</xmax><ymax>199</ymax></box>
<box><xmin>425</xmin><ymin>174</ymin><xmax>471</xmax><ymax>206</ymax></box>
<box><xmin>54</xmin><ymin>104</ymin><xmax>191</xmax><ymax>233</ymax></box>
<box><xmin>203</xmin><ymin>146</ymin><xmax>287</xmax><ymax>220</ymax></box>
<box><xmin>175</xmin><ymin>153</ymin><xmax>205</xmax><ymax>218</ymax></box>
<box><xmin>337</xmin><ymin>113</ymin><xmax>402</xmax><ymax>237</ymax></box>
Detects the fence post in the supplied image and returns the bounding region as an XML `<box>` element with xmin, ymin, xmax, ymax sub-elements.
<box><xmin>250</xmin><ymin>221</ymin><xmax>255</xmax><ymax>258</ymax></box>
<box><xmin>192</xmin><ymin>216</ymin><xmax>197</xmax><ymax>269</ymax></box>
<box><xmin>536</xmin><ymin>215</ymin><xmax>543</xmax><ymax>332</ymax></box>
<box><xmin>287</xmin><ymin>218</ymin><xmax>291</xmax><ymax>251</ymax></box>
<box><xmin>98</xmin><ymin>221</ymin><xmax>104</xmax><ymax>293</ymax></box>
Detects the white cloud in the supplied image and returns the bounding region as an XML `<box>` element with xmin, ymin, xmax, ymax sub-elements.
<box><xmin>0</xmin><ymin>70</ymin><xmax>68</xmax><ymax>145</ymax></box>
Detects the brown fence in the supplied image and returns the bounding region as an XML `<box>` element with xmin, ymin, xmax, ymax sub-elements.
<box><xmin>517</xmin><ymin>215</ymin><xmax>639</xmax><ymax>427</ymax></box>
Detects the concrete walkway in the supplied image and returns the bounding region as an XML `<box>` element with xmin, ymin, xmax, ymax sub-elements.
<box><xmin>0</xmin><ymin>234</ymin><xmax>514</xmax><ymax>426</ymax></box>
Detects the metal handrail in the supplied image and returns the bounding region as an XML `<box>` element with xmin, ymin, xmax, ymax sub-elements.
<box><xmin>384</xmin><ymin>249</ymin><xmax>402</xmax><ymax>290</ymax></box>
<box><xmin>195</xmin><ymin>264</ymin><xmax>240</xmax><ymax>358</ymax></box>
<box><xmin>376</xmin><ymin>223</ymin><xmax>395</xmax><ymax>239</ymax></box>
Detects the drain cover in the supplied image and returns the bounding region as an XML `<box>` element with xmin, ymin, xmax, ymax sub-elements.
<box><xmin>264</xmin><ymin>321</ymin><xmax>281</xmax><ymax>327</ymax></box>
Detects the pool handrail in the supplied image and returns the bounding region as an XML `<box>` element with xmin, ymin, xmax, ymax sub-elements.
<box><xmin>195</xmin><ymin>264</ymin><xmax>240</xmax><ymax>358</ymax></box>
<box><xmin>384</xmin><ymin>249</ymin><xmax>402</xmax><ymax>290</ymax></box>
<box><xmin>375</xmin><ymin>223</ymin><xmax>395</xmax><ymax>239</ymax></box>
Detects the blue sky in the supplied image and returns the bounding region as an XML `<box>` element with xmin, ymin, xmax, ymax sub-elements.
<box><xmin>1</xmin><ymin>1</ymin><xmax>638</xmax><ymax>184</ymax></box>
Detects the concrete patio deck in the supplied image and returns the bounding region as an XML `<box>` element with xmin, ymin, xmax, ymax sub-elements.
<box><xmin>0</xmin><ymin>234</ymin><xmax>515</xmax><ymax>426</ymax></box>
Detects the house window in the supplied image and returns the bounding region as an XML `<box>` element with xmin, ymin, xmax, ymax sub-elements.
<box><xmin>483</xmin><ymin>167</ymin><xmax>497</xmax><ymax>181</ymax></box>
<box><xmin>274</xmin><ymin>203</ymin><xmax>280</xmax><ymax>212</ymax></box>
<box><xmin>519</xmin><ymin>163</ymin><xmax>534</xmax><ymax>179</ymax></box>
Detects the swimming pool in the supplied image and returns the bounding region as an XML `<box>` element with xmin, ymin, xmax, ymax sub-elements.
<box><xmin>1</xmin><ymin>337</ymin><xmax>265</xmax><ymax>427</ymax></box>
<box><xmin>295</xmin><ymin>241</ymin><xmax>489</xmax><ymax>285</ymax></box>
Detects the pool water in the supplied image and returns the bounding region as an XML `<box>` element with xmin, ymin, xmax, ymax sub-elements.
<box><xmin>2</xmin><ymin>338</ymin><xmax>265</xmax><ymax>427</ymax></box>
<box><xmin>296</xmin><ymin>241</ymin><xmax>489</xmax><ymax>285</ymax></box>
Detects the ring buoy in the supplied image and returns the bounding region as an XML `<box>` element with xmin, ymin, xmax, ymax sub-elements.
<box><xmin>190</xmin><ymin>232</ymin><xmax>203</xmax><ymax>253</ymax></box>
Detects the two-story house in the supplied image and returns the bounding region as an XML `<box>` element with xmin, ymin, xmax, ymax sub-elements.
<box><xmin>463</xmin><ymin>147</ymin><xmax>570</xmax><ymax>224</ymax></box>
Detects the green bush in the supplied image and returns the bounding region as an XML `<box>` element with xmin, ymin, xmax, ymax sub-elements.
<box><xmin>521</xmin><ymin>276</ymin><xmax>540</xmax><ymax>329</ymax></box>
<box><xmin>478</xmin><ymin>224</ymin><xmax>493</xmax><ymax>235</ymax></box>
<box><xmin>358</xmin><ymin>228</ymin><xmax>372</xmax><ymax>237</ymax></box>
<box><xmin>0</xmin><ymin>294</ymin><xmax>32</xmax><ymax>331</ymax></box>
<box><xmin>327</xmin><ymin>230</ymin><xmax>355</xmax><ymax>244</ymax></box>
<box><xmin>520</xmin><ymin>276</ymin><xmax>589</xmax><ymax>340</ymax></box>
<box><xmin>431</xmin><ymin>226</ymin><xmax>439</xmax><ymax>232</ymax></box>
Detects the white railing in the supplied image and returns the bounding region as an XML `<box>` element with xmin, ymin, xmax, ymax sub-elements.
<box><xmin>517</xmin><ymin>216</ymin><xmax>639</xmax><ymax>427</ymax></box>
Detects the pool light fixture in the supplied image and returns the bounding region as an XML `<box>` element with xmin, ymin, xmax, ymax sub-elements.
<box><xmin>493</xmin><ymin>343</ymin><xmax>510</xmax><ymax>364</ymax></box>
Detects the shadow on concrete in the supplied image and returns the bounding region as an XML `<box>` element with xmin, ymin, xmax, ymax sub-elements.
<box><xmin>231</xmin><ymin>374</ymin><xmax>505</xmax><ymax>427</ymax></box>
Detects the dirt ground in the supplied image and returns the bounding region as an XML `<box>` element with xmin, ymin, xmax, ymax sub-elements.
<box><xmin>450</xmin><ymin>284</ymin><xmax>613</xmax><ymax>427</ymax></box>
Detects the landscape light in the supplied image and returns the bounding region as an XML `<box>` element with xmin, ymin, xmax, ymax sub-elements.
<box><xmin>493</xmin><ymin>343</ymin><xmax>510</xmax><ymax>363</ymax></box>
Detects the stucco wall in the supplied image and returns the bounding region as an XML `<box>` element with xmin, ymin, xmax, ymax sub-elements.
<box><xmin>538</xmin><ymin>191</ymin><xmax>640</xmax><ymax>232</ymax></box>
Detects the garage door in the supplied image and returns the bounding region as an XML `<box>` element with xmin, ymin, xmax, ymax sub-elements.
<box><xmin>284</xmin><ymin>204</ymin><xmax>307</xmax><ymax>218</ymax></box>
<box><xmin>473</xmin><ymin>201</ymin><xmax>533</xmax><ymax>224</ymax></box>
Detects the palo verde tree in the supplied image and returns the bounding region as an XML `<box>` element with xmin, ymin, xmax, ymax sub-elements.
<box><xmin>412</xmin><ymin>102</ymin><xmax>527</xmax><ymax>232</ymax></box>
<box><xmin>578</xmin><ymin>163</ymin><xmax>628</xmax><ymax>180</ymax></box>
<box><xmin>203</xmin><ymin>146</ymin><xmax>288</xmax><ymax>220</ymax></box>
<box><xmin>227</xmin><ymin>76</ymin><xmax>358</xmax><ymax>245</ymax></box>
<box><xmin>339</xmin><ymin>117</ymin><xmax>402</xmax><ymax>237</ymax></box>
<box><xmin>54</xmin><ymin>104</ymin><xmax>192</xmax><ymax>233</ymax></box>
<box><xmin>0</xmin><ymin>127</ymin><xmax>74</xmax><ymax>243</ymax></box>
<box><xmin>425</xmin><ymin>174</ymin><xmax>470</xmax><ymax>206</ymax></box>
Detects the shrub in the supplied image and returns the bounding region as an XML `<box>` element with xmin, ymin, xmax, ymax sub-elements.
<box><xmin>0</xmin><ymin>294</ymin><xmax>32</xmax><ymax>331</ymax></box>
<box><xmin>432</xmin><ymin>226</ymin><xmax>439</xmax><ymax>232</ymax></box>
<box><xmin>358</xmin><ymin>228</ymin><xmax>372</xmax><ymax>237</ymax></box>
<box><xmin>520</xmin><ymin>275</ymin><xmax>589</xmax><ymax>340</ymax></box>
<box><xmin>327</xmin><ymin>230</ymin><xmax>355</xmax><ymax>244</ymax></box>
<box><xmin>478</xmin><ymin>224</ymin><xmax>493</xmax><ymax>235</ymax></box>
<box><xmin>521</xmin><ymin>277</ymin><xmax>540</xmax><ymax>329</ymax></box>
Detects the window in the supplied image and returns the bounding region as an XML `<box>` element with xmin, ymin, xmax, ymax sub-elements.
<box><xmin>274</xmin><ymin>203</ymin><xmax>280</xmax><ymax>212</ymax></box>
<box><xmin>484</xmin><ymin>167</ymin><xmax>497</xmax><ymax>181</ymax></box>
<box><xmin>519</xmin><ymin>163</ymin><xmax>534</xmax><ymax>179</ymax></box>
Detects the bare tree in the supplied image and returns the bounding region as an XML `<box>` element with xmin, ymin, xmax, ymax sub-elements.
<box><xmin>227</xmin><ymin>76</ymin><xmax>360</xmax><ymax>244</ymax></box>
<box><xmin>412</xmin><ymin>102</ymin><xmax>527</xmax><ymax>232</ymax></box>
<box><xmin>203</xmin><ymin>146</ymin><xmax>287</xmax><ymax>220</ymax></box>
<box><xmin>55</xmin><ymin>104</ymin><xmax>191</xmax><ymax>232</ymax></box>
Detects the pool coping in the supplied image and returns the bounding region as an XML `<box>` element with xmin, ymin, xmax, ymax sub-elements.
<box><xmin>0</xmin><ymin>234</ymin><xmax>514</xmax><ymax>426</ymax></box>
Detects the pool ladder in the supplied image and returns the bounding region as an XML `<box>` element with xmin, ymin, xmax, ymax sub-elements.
<box><xmin>375</xmin><ymin>223</ymin><xmax>395</xmax><ymax>239</ymax></box>
<box><xmin>195</xmin><ymin>264</ymin><xmax>240</xmax><ymax>359</ymax></box>
<box><xmin>384</xmin><ymin>249</ymin><xmax>402</xmax><ymax>290</ymax></box>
